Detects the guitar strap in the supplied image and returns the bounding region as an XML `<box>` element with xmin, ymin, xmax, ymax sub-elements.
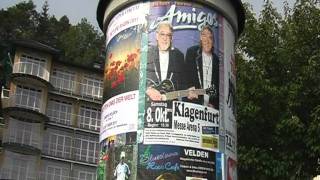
<box><xmin>195</xmin><ymin>57</ymin><xmax>203</xmax><ymax>88</ymax></box>
<box><xmin>154</xmin><ymin>48</ymin><xmax>173</xmax><ymax>84</ymax></box>
<box><xmin>153</xmin><ymin>52</ymin><xmax>161</xmax><ymax>83</ymax></box>
<box><xmin>169</xmin><ymin>72</ymin><xmax>173</xmax><ymax>81</ymax></box>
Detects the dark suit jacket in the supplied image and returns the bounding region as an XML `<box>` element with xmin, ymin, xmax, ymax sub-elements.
<box><xmin>185</xmin><ymin>45</ymin><xmax>219</xmax><ymax>108</ymax></box>
<box><xmin>146</xmin><ymin>45</ymin><xmax>186</xmax><ymax>91</ymax></box>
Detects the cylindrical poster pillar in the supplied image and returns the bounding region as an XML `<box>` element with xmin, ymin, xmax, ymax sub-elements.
<box><xmin>97</xmin><ymin>1</ymin><xmax>244</xmax><ymax>179</ymax></box>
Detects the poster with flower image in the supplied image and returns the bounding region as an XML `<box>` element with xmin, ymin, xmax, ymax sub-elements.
<box><xmin>103</xmin><ymin>25</ymin><xmax>143</xmax><ymax>102</ymax></box>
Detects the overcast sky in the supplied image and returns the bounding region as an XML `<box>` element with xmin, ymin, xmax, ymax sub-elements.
<box><xmin>0</xmin><ymin>0</ymin><xmax>295</xmax><ymax>31</ymax></box>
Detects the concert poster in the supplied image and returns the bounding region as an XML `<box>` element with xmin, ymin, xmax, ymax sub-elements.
<box><xmin>100</xmin><ymin>4</ymin><xmax>148</xmax><ymax>179</ymax></box>
<box><xmin>143</xmin><ymin>1</ymin><xmax>222</xmax><ymax>154</ymax></box>
<box><xmin>100</xmin><ymin>1</ymin><xmax>239</xmax><ymax>179</ymax></box>
<box><xmin>137</xmin><ymin>144</ymin><xmax>222</xmax><ymax>180</ymax></box>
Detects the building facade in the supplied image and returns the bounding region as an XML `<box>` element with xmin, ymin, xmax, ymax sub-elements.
<box><xmin>0</xmin><ymin>40</ymin><xmax>103</xmax><ymax>180</ymax></box>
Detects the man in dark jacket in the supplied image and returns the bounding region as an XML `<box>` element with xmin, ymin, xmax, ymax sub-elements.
<box><xmin>185</xmin><ymin>25</ymin><xmax>219</xmax><ymax>108</ymax></box>
<box><xmin>146</xmin><ymin>21</ymin><xmax>185</xmax><ymax>101</ymax></box>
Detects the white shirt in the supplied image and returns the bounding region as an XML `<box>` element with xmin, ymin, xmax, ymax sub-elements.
<box><xmin>202</xmin><ymin>52</ymin><xmax>212</xmax><ymax>106</ymax></box>
<box><xmin>114</xmin><ymin>162</ymin><xmax>130</xmax><ymax>180</ymax></box>
<box><xmin>159</xmin><ymin>51</ymin><xmax>169</xmax><ymax>81</ymax></box>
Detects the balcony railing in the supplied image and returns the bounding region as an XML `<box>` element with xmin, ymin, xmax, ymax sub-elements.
<box><xmin>80</xmin><ymin>84</ymin><xmax>103</xmax><ymax>100</ymax></box>
<box><xmin>13</xmin><ymin>62</ymin><xmax>50</xmax><ymax>82</ymax></box>
<box><xmin>50</xmin><ymin>76</ymin><xmax>103</xmax><ymax>102</ymax></box>
<box><xmin>78</xmin><ymin>115</ymin><xmax>101</xmax><ymax>132</ymax></box>
<box><xmin>42</xmin><ymin>142</ymin><xmax>73</xmax><ymax>160</ymax></box>
<box><xmin>50</xmin><ymin>76</ymin><xmax>76</xmax><ymax>94</ymax></box>
<box><xmin>46</xmin><ymin>108</ymin><xmax>100</xmax><ymax>132</ymax></box>
<box><xmin>42</xmin><ymin>142</ymin><xmax>98</xmax><ymax>164</ymax></box>
<box><xmin>2</xmin><ymin>94</ymin><xmax>42</xmax><ymax>113</ymax></box>
<box><xmin>47</xmin><ymin>108</ymin><xmax>72</xmax><ymax>126</ymax></box>
<box><xmin>0</xmin><ymin>168</ymin><xmax>97</xmax><ymax>180</ymax></box>
<box><xmin>0</xmin><ymin>168</ymin><xmax>37</xmax><ymax>180</ymax></box>
<box><xmin>0</xmin><ymin>117</ymin><xmax>4</xmax><ymax>125</ymax></box>
<box><xmin>2</xmin><ymin>127</ymin><xmax>42</xmax><ymax>150</ymax></box>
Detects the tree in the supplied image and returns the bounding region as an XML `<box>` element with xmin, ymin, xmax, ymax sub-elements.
<box><xmin>58</xmin><ymin>15</ymin><xmax>71</xmax><ymax>34</ymax></box>
<box><xmin>50</xmin><ymin>15</ymin><xmax>71</xmax><ymax>48</ymax></box>
<box><xmin>35</xmin><ymin>1</ymin><xmax>72</xmax><ymax>47</ymax></box>
<box><xmin>0</xmin><ymin>1</ymin><xmax>101</xmax><ymax>66</ymax></box>
<box><xmin>237</xmin><ymin>0</ymin><xmax>320</xmax><ymax>179</ymax></box>
<box><xmin>37</xmin><ymin>1</ymin><xmax>50</xmax><ymax>35</ymax></box>
<box><xmin>0</xmin><ymin>0</ymin><xmax>38</xmax><ymax>41</ymax></box>
<box><xmin>59</xmin><ymin>18</ymin><xmax>104</xmax><ymax>66</ymax></box>
<box><xmin>35</xmin><ymin>1</ymin><xmax>52</xmax><ymax>44</ymax></box>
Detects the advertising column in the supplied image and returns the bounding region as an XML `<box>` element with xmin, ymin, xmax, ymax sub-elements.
<box><xmin>97</xmin><ymin>1</ymin><xmax>244</xmax><ymax>179</ymax></box>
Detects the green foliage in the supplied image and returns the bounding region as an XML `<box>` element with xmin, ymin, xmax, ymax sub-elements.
<box><xmin>0</xmin><ymin>0</ymin><xmax>38</xmax><ymax>41</ymax></box>
<box><xmin>35</xmin><ymin>1</ymin><xmax>54</xmax><ymax>44</ymax></box>
<box><xmin>0</xmin><ymin>47</ymin><xmax>12</xmax><ymax>85</ymax></box>
<box><xmin>237</xmin><ymin>0</ymin><xmax>320</xmax><ymax>179</ymax></box>
<box><xmin>59</xmin><ymin>18</ymin><xmax>104</xmax><ymax>65</ymax></box>
<box><xmin>0</xmin><ymin>0</ymin><xmax>103</xmax><ymax>66</ymax></box>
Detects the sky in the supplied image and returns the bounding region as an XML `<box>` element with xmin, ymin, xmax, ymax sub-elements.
<box><xmin>0</xmin><ymin>0</ymin><xmax>100</xmax><ymax>28</ymax></box>
<box><xmin>0</xmin><ymin>0</ymin><xmax>295</xmax><ymax>31</ymax></box>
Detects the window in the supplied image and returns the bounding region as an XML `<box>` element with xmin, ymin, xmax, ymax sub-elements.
<box><xmin>79</xmin><ymin>106</ymin><xmax>101</xmax><ymax>131</ymax></box>
<box><xmin>47</xmin><ymin>99</ymin><xmax>72</xmax><ymax>125</ymax></box>
<box><xmin>74</xmin><ymin>134</ymin><xmax>99</xmax><ymax>163</ymax></box>
<box><xmin>21</xmin><ymin>54</ymin><xmax>46</xmax><ymax>66</ymax></box>
<box><xmin>6</xmin><ymin>118</ymin><xmax>41</xmax><ymax>148</ymax></box>
<box><xmin>1</xmin><ymin>151</ymin><xmax>37</xmax><ymax>180</ymax></box>
<box><xmin>73</xmin><ymin>165</ymin><xmax>96</xmax><ymax>180</ymax></box>
<box><xmin>43</xmin><ymin>129</ymin><xmax>72</xmax><ymax>160</ymax></box>
<box><xmin>1</xmin><ymin>88</ymin><xmax>10</xmax><ymax>98</ymax></box>
<box><xmin>45</xmin><ymin>165</ymin><xmax>69</xmax><ymax>180</ymax></box>
<box><xmin>40</xmin><ymin>159</ymin><xmax>70</xmax><ymax>180</ymax></box>
<box><xmin>20</xmin><ymin>54</ymin><xmax>46</xmax><ymax>77</ymax></box>
<box><xmin>80</xmin><ymin>76</ymin><xmax>103</xmax><ymax>99</ymax></box>
<box><xmin>9</xmin><ymin>156</ymin><xmax>29</xmax><ymax>180</ymax></box>
<box><xmin>78</xmin><ymin>171</ymin><xmax>95</xmax><ymax>180</ymax></box>
<box><xmin>15</xmin><ymin>85</ymin><xmax>42</xmax><ymax>111</ymax></box>
<box><xmin>51</xmin><ymin>68</ymin><xmax>76</xmax><ymax>93</ymax></box>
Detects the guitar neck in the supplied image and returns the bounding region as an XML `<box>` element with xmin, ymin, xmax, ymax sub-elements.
<box><xmin>164</xmin><ymin>89</ymin><xmax>206</xmax><ymax>101</ymax></box>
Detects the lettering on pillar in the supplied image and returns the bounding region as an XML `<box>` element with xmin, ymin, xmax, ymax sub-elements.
<box><xmin>149</xmin><ymin>4</ymin><xmax>218</xmax><ymax>31</ymax></box>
